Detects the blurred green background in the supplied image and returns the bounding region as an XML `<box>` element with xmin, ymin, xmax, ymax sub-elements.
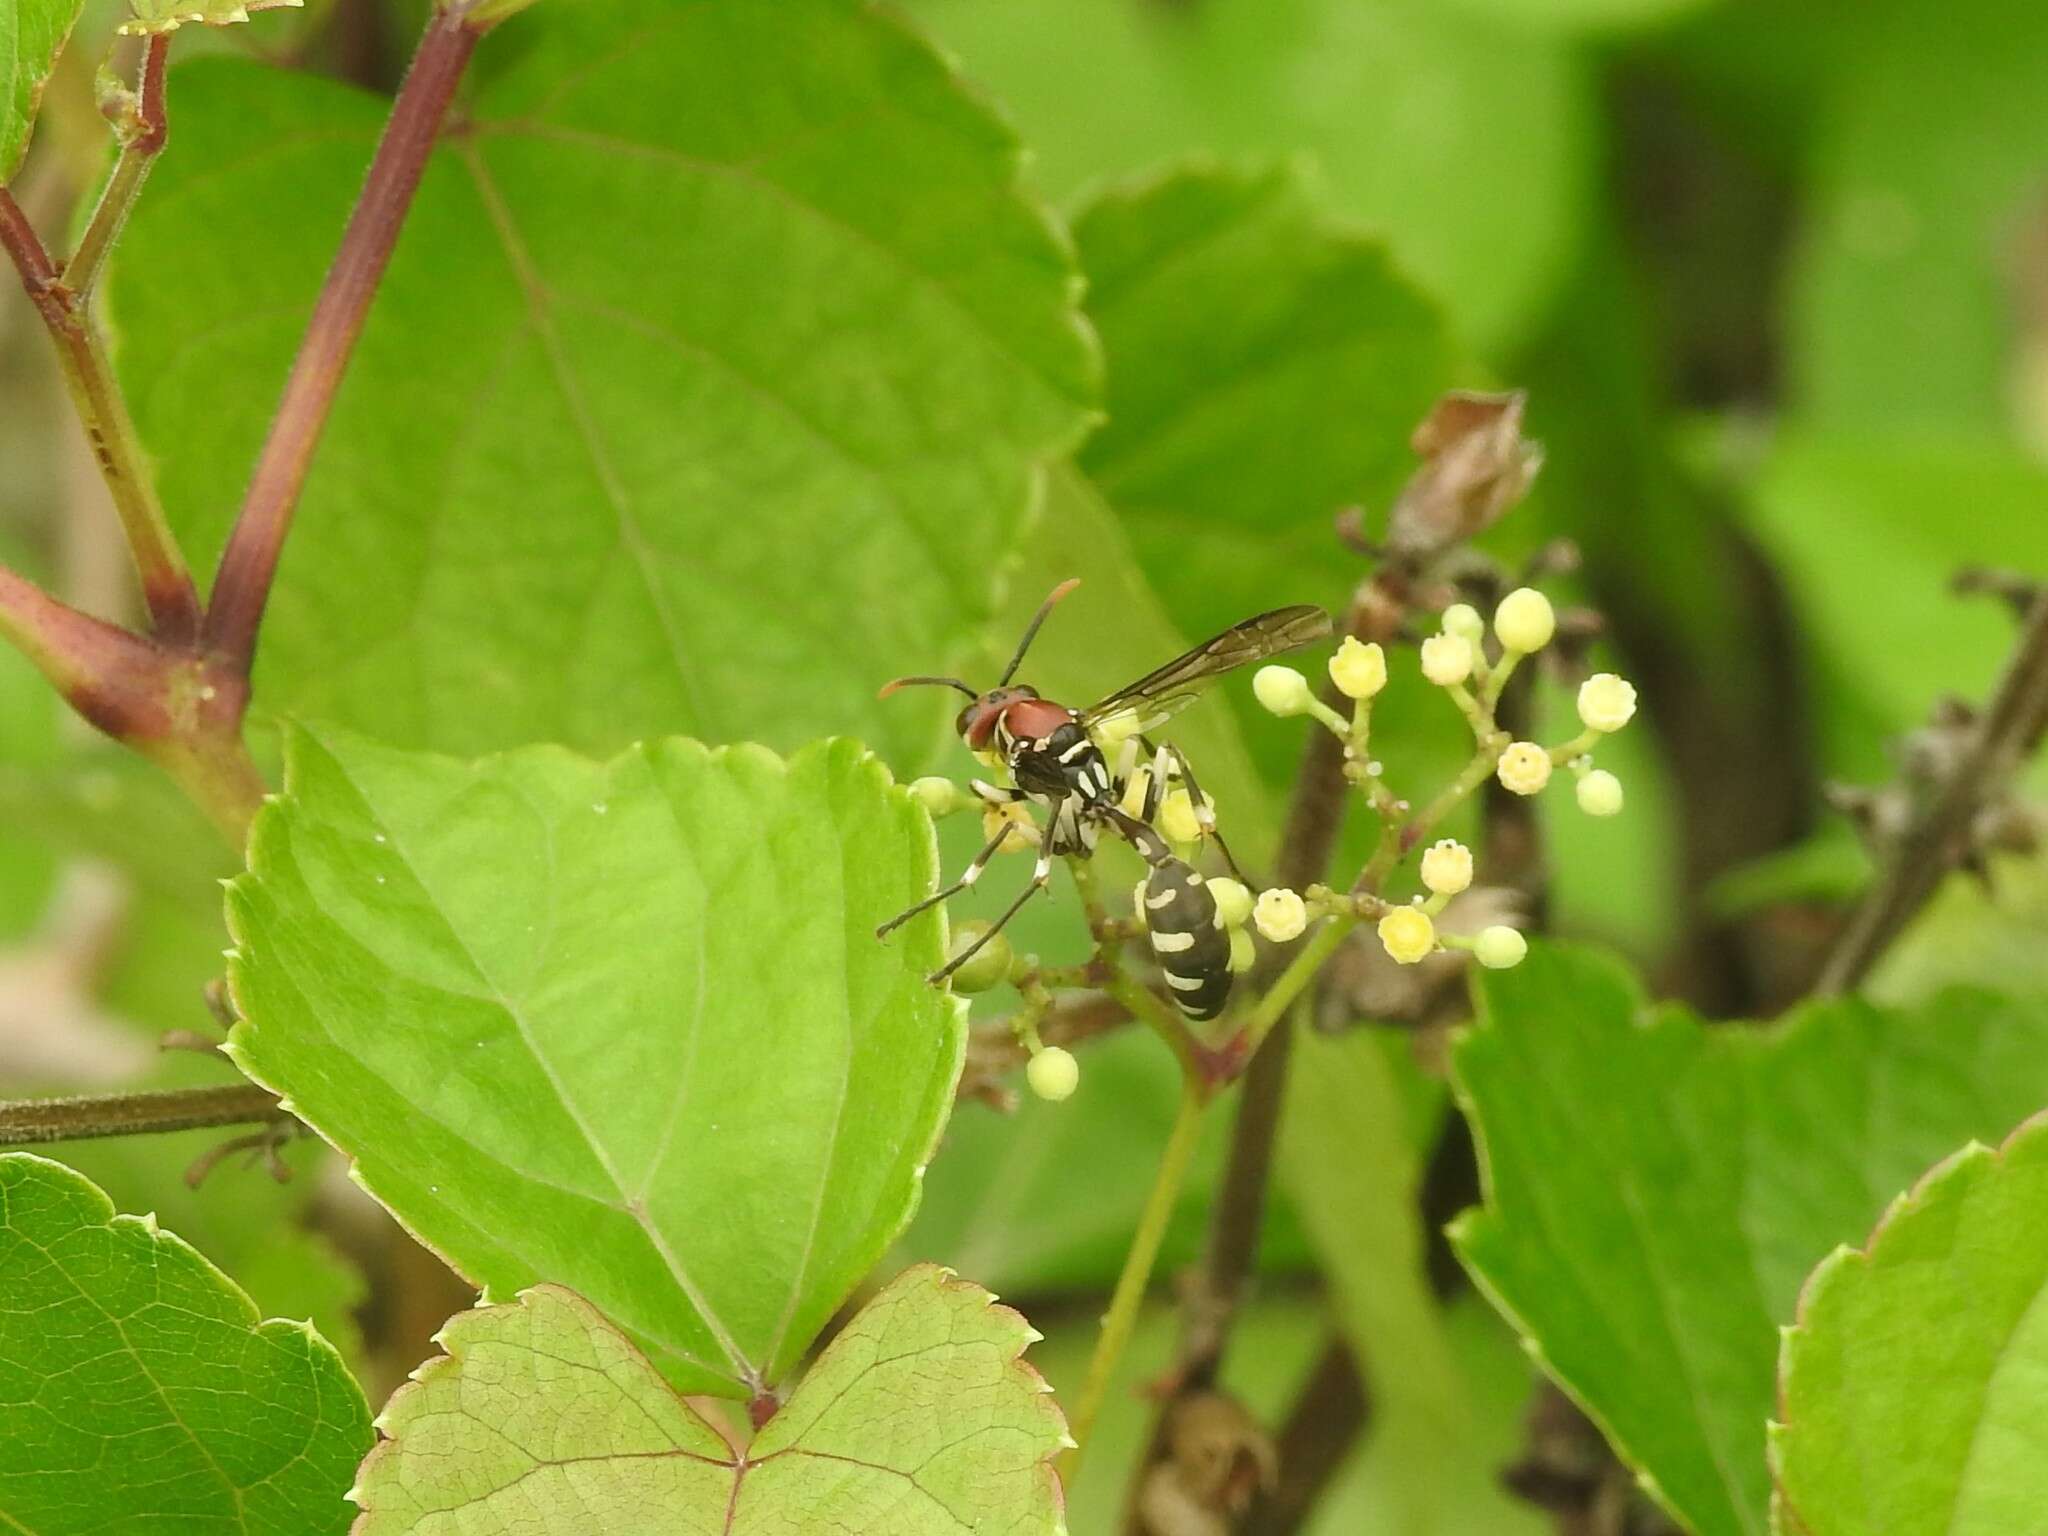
<box><xmin>2</xmin><ymin>0</ymin><xmax>2044</xmax><ymax>1530</ymax></box>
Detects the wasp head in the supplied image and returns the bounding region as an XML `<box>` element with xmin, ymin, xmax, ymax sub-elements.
<box><xmin>956</xmin><ymin>685</ymin><xmax>1039</xmax><ymax>749</ymax></box>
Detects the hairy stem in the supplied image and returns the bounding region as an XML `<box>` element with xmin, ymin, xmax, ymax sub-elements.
<box><xmin>65</xmin><ymin>34</ymin><xmax>171</xmax><ymax>296</ymax></box>
<box><xmin>1817</xmin><ymin>588</ymin><xmax>2048</xmax><ymax>995</ymax></box>
<box><xmin>0</xmin><ymin>181</ymin><xmax>200</xmax><ymax>640</ymax></box>
<box><xmin>0</xmin><ymin>1083</ymin><xmax>283</xmax><ymax>1146</ymax></box>
<box><xmin>1061</xmin><ymin>1074</ymin><xmax>1207</xmax><ymax>1482</ymax></box>
<box><xmin>205</xmin><ymin>5</ymin><xmax>486</xmax><ymax>671</ymax></box>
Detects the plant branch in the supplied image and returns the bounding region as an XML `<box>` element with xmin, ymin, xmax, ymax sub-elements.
<box><xmin>1241</xmin><ymin>1335</ymin><xmax>1372</xmax><ymax>1536</ymax></box>
<box><xmin>204</xmin><ymin>4</ymin><xmax>486</xmax><ymax>672</ymax></box>
<box><xmin>0</xmin><ymin>1083</ymin><xmax>283</xmax><ymax>1146</ymax></box>
<box><xmin>0</xmin><ymin>181</ymin><xmax>200</xmax><ymax>640</ymax></box>
<box><xmin>1816</xmin><ymin>587</ymin><xmax>2048</xmax><ymax>995</ymax></box>
<box><xmin>1061</xmin><ymin>1073</ymin><xmax>1208</xmax><ymax>1483</ymax></box>
<box><xmin>65</xmin><ymin>34</ymin><xmax>172</xmax><ymax>297</ymax></box>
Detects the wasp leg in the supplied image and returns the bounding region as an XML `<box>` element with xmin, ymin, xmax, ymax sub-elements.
<box><xmin>929</xmin><ymin>854</ymin><xmax>1052</xmax><ymax>983</ymax></box>
<box><xmin>1159</xmin><ymin>742</ymin><xmax>1251</xmax><ymax>884</ymax></box>
<box><xmin>877</xmin><ymin>823</ymin><xmax>1013</xmax><ymax>939</ymax></box>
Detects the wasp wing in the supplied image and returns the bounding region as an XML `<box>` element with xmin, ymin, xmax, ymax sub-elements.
<box><xmin>1084</xmin><ymin>605</ymin><xmax>1333</xmax><ymax>736</ymax></box>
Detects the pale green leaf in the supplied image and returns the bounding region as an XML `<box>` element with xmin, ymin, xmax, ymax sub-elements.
<box><xmin>1771</xmin><ymin>1113</ymin><xmax>2048</xmax><ymax>1536</ymax></box>
<box><xmin>121</xmin><ymin>0</ymin><xmax>302</xmax><ymax>34</ymax></box>
<box><xmin>226</xmin><ymin>724</ymin><xmax>964</xmax><ymax>1399</ymax></box>
<box><xmin>1446</xmin><ymin>0</ymin><xmax>1716</xmax><ymax>30</ymax></box>
<box><xmin>1450</xmin><ymin>944</ymin><xmax>2048</xmax><ymax>1536</ymax></box>
<box><xmin>110</xmin><ymin>0</ymin><xmax>1098</xmax><ymax>765</ymax></box>
<box><xmin>1788</xmin><ymin>0</ymin><xmax>2048</xmax><ymax>437</ymax></box>
<box><xmin>1</xmin><ymin>0</ymin><xmax>82</xmax><ymax>181</ymax></box>
<box><xmin>0</xmin><ymin>1151</ymin><xmax>371</xmax><ymax>1535</ymax></box>
<box><xmin>1279</xmin><ymin>1026</ymin><xmax>1468</xmax><ymax>1535</ymax></box>
<box><xmin>1738</xmin><ymin>432</ymin><xmax>2048</xmax><ymax>776</ymax></box>
<box><xmin>910</xmin><ymin>0</ymin><xmax>1591</xmax><ymax>351</ymax></box>
<box><xmin>350</xmin><ymin>1265</ymin><xmax>1066</xmax><ymax>1535</ymax></box>
<box><xmin>1075</xmin><ymin>162</ymin><xmax>1456</xmax><ymax>662</ymax></box>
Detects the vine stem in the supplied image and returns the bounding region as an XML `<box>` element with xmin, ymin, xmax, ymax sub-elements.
<box><xmin>205</xmin><ymin>2</ymin><xmax>487</xmax><ymax>671</ymax></box>
<box><xmin>1060</xmin><ymin>1073</ymin><xmax>1207</xmax><ymax>1484</ymax></box>
<box><xmin>65</xmin><ymin>33</ymin><xmax>172</xmax><ymax>297</ymax></box>
<box><xmin>1816</xmin><ymin>587</ymin><xmax>2048</xmax><ymax>995</ymax></box>
<box><xmin>0</xmin><ymin>1084</ymin><xmax>282</xmax><ymax>1145</ymax></box>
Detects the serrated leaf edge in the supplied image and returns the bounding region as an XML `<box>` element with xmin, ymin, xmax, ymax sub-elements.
<box><xmin>221</xmin><ymin>721</ymin><xmax>966</xmax><ymax>1397</ymax></box>
<box><xmin>1765</xmin><ymin>1106</ymin><xmax>2048</xmax><ymax>1536</ymax></box>
<box><xmin>349</xmin><ymin>1263</ymin><xmax>1068</xmax><ymax>1534</ymax></box>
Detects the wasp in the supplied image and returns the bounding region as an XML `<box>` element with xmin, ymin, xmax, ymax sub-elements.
<box><xmin>877</xmin><ymin>580</ymin><xmax>1331</xmax><ymax>1019</ymax></box>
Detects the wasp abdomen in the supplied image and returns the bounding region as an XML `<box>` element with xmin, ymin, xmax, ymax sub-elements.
<box><xmin>1143</xmin><ymin>859</ymin><xmax>1232</xmax><ymax>1021</ymax></box>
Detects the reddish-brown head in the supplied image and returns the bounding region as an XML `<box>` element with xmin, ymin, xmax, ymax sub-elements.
<box><xmin>955</xmin><ymin>685</ymin><xmax>1040</xmax><ymax>750</ymax></box>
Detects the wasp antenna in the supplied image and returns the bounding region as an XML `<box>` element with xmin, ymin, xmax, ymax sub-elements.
<box><xmin>997</xmin><ymin>578</ymin><xmax>1082</xmax><ymax>686</ymax></box>
<box><xmin>879</xmin><ymin>675</ymin><xmax>977</xmax><ymax>700</ymax></box>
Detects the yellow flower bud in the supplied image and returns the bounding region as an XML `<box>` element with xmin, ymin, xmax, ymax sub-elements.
<box><xmin>1474</xmin><ymin>925</ymin><xmax>1529</xmax><ymax>969</ymax></box>
<box><xmin>983</xmin><ymin>800</ymin><xmax>1038</xmax><ymax>850</ymax></box>
<box><xmin>1327</xmin><ymin>636</ymin><xmax>1388</xmax><ymax>700</ymax></box>
<box><xmin>1496</xmin><ymin>741</ymin><xmax>1552</xmax><ymax>796</ymax></box>
<box><xmin>1420</xmin><ymin>633</ymin><xmax>1474</xmax><ymax>687</ymax></box>
<box><xmin>1118</xmin><ymin>765</ymin><xmax>1152</xmax><ymax>820</ymax></box>
<box><xmin>944</xmin><ymin>920</ymin><xmax>1013</xmax><ymax>993</ymax></box>
<box><xmin>1420</xmin><ymin>838</ymin><xmax>1474</xmax><ymax>896</ymax></box>
<box><xmin>1494</xmin><ymin>587</ymin><xmax>1556</xmax><ymax>653</ymax></box>
<box><xmin>1577</xmin><ymin>672</ymin><xmax>1638</xmax><ymax>734</ymax></box>
<box><xmin>1254</xmin><ymin>887</ymin><xmax>1308</xmax><ymax>943</ymax></box>
<box><xmin>1159</xmin><ymin>787</ymin><xmax>1208</xmax><ymax>844</ymax></box>
<box><xmin>1027</xmin><ymin>1046</ymin><xmax>1080</xmax><ymax>1101</ymax></box>
<box><xmin>1228</xmin><ymin>926</ymin><xmax>1256</xmax><ymax>973</ymax></box>
<box><xmin>1092</xmin><ymin>708</ymin><xmax>1145</xmax><ymax>747</ymax></box>
<box><xmin>1576</xmin><ymin>768</ymin><xmax>1624</xmax><ymax>817</ymax></box>
<box><xmin>1377</xmin><ymin>905</ymin><xmax>1436</xmax><ymax>965</ymax></box>
<box><xmin>1207</xmin><ymin>877</ymin><xmax>1254</xmax><ymax>929</ymax></box>
<box><xmin>1253</xmin><ymin>664</ymin><xmax>1315</xmax><ymax>717</ymax></box>
<box><xmin>1441</xmin><ymin>602</ymin><xmax>1485</xmax><ymax>644</ymax></box>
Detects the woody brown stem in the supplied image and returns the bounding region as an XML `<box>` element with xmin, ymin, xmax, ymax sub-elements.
<box><xmin>0</xmin><ymin>1083</ymin><xmax>284</xmax><ymax>1146</ymax></box>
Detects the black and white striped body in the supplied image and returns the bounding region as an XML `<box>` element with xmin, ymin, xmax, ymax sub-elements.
<box><xmin>1140</xmin><ymin>856</ymin><xmax>1232</xmax><ymax>1021</ymax></box>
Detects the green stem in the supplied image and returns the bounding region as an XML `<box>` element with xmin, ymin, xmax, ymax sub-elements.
<box><xmin>1060</xmin><ymin>1074</ymin><xmax>1207</xmax><ymax>1483</ymax></box>
<box><xmin>64</xmin><ymin>34</ymin><xmax>171</xmax><ymax>298</ymax></box>
<box><xmin>1362</xmin><ymin>741</ymin><xmax>1502</xmax><ymax>890</ymax></box>
<box><xmin>1239</xmin><ymin>913</ymin><xmax>1358</xmax><ymax>1058</ymax></box>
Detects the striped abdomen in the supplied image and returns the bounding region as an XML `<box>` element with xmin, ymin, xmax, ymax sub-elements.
<box><xmin>1143</xmin><ymin>858</ymin><xmax>1232</xmax><ymax>1021</ymax></box>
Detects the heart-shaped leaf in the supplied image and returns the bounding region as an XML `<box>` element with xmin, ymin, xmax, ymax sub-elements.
<box><xmin>1772</xmin><ymin>1112</ymin><xmax>2048</xmax><ymax>1536</ymax></box>
<box><xmin>1</xmin><ymin>0</ymin><xmax>83</xmax><ymax>181</ymax></box>
<box><xmin>227</xmin><ymin>723</ymin><xmax>964</xmax><ymax>1399</ymax></box>
<box><xmin>350</xmin><ymin>1265</ymin><xmax>1066</xmax><ymax>1534</ymax></box>
<box><xmin>1450</xmin><ymin>944</ymin><xmax>2048</xmax><ymax>1536</ymax></box>
<box><xmin>0</xmin><ymin>1152</ymin><xmax>371</xmax><ymax>1535</ymax></box>
<box><xmin>110</xmin><ymin>0</ymin><xmax>1098</xmax><ymax>764</ymax></box>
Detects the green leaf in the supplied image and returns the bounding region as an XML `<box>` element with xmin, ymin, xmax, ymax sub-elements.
<box><xmin>1442</xmin><ymin>0</ymin><xmax>1717</xmax><ymax>31</ymax></box>
<box><xmin>1737</xmin><ymin>431</ymin><xmax>2048</xmax><ymax>776</ymax></box>
<box><xmin>121</xmin><ymin>0</ymin><xmax>302</xmax><ymax>34</ymax></box>
<box><xmin>0</xmin><ymin>1152</ymin><xmax>371</xmax><ymax>1535</ymax></box>
<box><xmin>1450</xmin><ymin>944</ymin><xmax>2048</xmax><ymax>1536</ymax></box>
<box><xmin>1788</xmin><ymin>0</ymin><xmax>2048</xmax><ymax>437</ymax></box>
<box><xmin>111</xmin><ymin>0</ymin><xmax>1098</xmax><ymax>765</ymax></box>
<box><xmin>1279</xmin><ymin>1026</ymin><xmax>1467</xmax><ymax>1535</ymax></box>
<box><xmin>1075</xmin><ymin>162</ymin><xmax>1456</xmax><ymax>663</ymax></box>
<box><xmin>1069</xmin><ymin>162</ymin><xmax>1459</xmax><ymax>804</ymax></box>
<box><xmin>350</xmin><ymin>1265</ymin><xmax>1066</xmax><ymax>1535</ymax></box>
<box><xmin>910</xmin><ymin>0</ymin><xmax>1591</xmax><ymax>352</ymax></box>
<box><xmin>1</xmin><ymin>0</ymin><xmax>82</xmax><ymax>181</ymax></box>
<box><xmin>1772</xmin><ymin>1113</ymin><xmax>2048</xmax><ymax>1536</ymax></box>
<box><xmin>226</xmin><ymin>723</ymin><xmax>964</xmax><ymax>1400</ymax></box>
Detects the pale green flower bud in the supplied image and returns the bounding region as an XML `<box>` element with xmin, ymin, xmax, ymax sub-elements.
<box><xmin>1576</xmin><ymin>768</ymin><xmax>1624</xmax><ymax>817</ymax></box>
<box><xmin>1253</xmin><ymin>664</ymin><xmax>1315</xmax><ymax>717</ymax></box>
<box><xmin>1494</xmin><ymin>588</ymin><xmax>1556</xmax><ymax>654</ymax></box>
<box><xmin>1420</xmin><ymin>633</ymin><xmax>1474</xmax><ymax>687</ymax></box>
<box><xmin>1027</xmin><ymin>1046</ymin><xmax>1080</xmax><ymax>1101</ymax></box>
<box><xmin>1207</xmin><ymin>877</ymin><xmax>1254</xmax><ymax>929</ymax></box>
<box><xmin>1474</xmin><ymin>925</ymin><xmax>1529</xmax><ymax>969</ymax></box>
